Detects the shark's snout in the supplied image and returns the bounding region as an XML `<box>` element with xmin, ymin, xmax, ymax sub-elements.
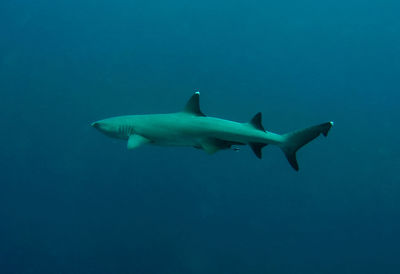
<box><xmin>91</xmin><ymin>119</ymin><xmax>123</xmax><ymax>139</ymax></box>
<box><xmin>91</xmin><ymin>121</ymin><xmax>107</xmax><ymax>132</ymax></box>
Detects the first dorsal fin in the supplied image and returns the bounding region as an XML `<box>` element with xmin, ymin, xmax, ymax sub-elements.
<box><xmin>249</xmin><ymin>112</ymin><xmax>265</xmax><ymax>131</ymax></box>
<box><xmin>183</xmin><ymin>92</ymin><xmax>206</xmax><ymax>116</ymax></box>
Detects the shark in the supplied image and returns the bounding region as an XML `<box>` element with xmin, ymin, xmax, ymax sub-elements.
<box><xmin>91</xmin><ymin>92</ymin><xmax>333</xmax><ymax>171</ymax></box>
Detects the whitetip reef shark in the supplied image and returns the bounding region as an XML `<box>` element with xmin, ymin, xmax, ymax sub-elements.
<box><xmin>91</xmin><ymin>92</ymin><xmax>333</xmax><ymax>171</ymax></box>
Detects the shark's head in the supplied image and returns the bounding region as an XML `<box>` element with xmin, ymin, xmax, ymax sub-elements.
<box><xmin>91</xmin><ymin>118</ymin><xmax>127</xmax><ymax>139</ymax></box>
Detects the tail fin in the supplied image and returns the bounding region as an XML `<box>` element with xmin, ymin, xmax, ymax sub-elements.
<box><xmin>280</xmin><ymin>121</ymin><xmax>333</xmax><ymax>171</ymax></box>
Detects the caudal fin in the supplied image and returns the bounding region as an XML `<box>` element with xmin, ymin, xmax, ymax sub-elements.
<box><xmin>280</xmin><ymin>121</ymin><xmax>334</xmax><ymax>171</ymax></box>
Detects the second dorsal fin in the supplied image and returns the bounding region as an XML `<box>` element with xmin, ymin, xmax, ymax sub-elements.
<box><xmin>249</xmin><ymin>112</ymin><xmax>265</xmax><ymax>131</ymax></box>
<box><xmin>183</xmin><ymin>92</ymin><xmax>206</xmax><ymax>116</ymax></box>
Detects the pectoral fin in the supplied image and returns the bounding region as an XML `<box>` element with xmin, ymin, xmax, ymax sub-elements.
<box><xmin>127</xmin><ymin>134</ymin><xmax>151</xmax><ymax>150</ymax></box>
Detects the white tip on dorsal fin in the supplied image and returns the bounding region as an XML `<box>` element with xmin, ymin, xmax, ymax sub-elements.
<box><xmin>183</xmin><ymin>92</ymin><xmax>206</xmax><ymax>116</ymax></box>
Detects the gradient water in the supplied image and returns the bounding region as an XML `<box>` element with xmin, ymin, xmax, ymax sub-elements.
<box><xmin>0</xmin><ymin>0</ymin><xmax>399</xmax><ymax>273</ymax></box>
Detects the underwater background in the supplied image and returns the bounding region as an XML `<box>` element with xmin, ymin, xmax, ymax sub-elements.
<box><xmin>1</xmin><ymin>0</ymin><xmax>399</xmax><ymax>273</ymax></box>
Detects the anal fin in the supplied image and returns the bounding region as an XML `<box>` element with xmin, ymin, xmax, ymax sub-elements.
<box><xmin>249</xmin><ymin>143</ymin><xmax>268</xmax><ymax>159</ymax></box>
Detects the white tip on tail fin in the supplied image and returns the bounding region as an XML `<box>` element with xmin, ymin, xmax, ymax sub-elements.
<box><xmin>280</xmin><ymin>122</ymin><xmax>333</xmax><ymax>171</ymax></box>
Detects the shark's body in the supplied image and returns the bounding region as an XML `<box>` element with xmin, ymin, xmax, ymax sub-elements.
<box><xmin>92</xmin><ymin>92</ymin><xmax>333</xmax><ymax>171</ymax></box>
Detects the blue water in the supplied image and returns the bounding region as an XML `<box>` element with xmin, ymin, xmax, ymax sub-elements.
<box><xmin>1</xmin><ymin>0</ymin><xmax>399</xmax><ymax>273</ymax></box>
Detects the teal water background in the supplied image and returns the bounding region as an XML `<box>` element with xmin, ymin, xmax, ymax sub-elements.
<box><xmin>0</xmin><ymin>0</ymin><xmax>399</xmax><ymax>273</ymax></box>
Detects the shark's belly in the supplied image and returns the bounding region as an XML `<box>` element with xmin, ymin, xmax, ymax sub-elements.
<box><xmin>135</xmin><ymin>126</ymin><xmax>200</xmax><ymax>147</ymax></box>
<box><xmin>150</xmin><ymin>135</ymin><xmax>199</xmax><ymax>147</ymax></box>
